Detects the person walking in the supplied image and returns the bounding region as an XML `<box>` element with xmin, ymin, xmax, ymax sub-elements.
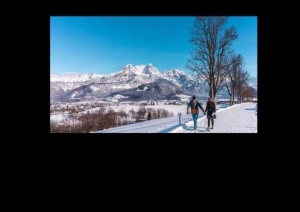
<box><xmin>187</xmin><ymin>96</ymin><xmax>205</xmax><ymax>130</ymax></box>
<box><xmin>205</xmin><ymin>98</ymin><xmax>216</xmax><ymax>131</ymax></box>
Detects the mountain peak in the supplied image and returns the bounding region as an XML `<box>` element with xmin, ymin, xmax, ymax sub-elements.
<box><xmin>163</xmin><ymin>69</ymin><xmax>185</xmax><ymax>76</ymax></box>
<box><xmin>124</xmin><ymin>64</ymin><xmax>134</xmax><ymax>69</ymax></box>
<box><xmin>143</xmin><ymin>63</ymin><xmax>159</xmax><ymax>75</ymax></box>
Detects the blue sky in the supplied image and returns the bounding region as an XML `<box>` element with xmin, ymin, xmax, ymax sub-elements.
<box><xmin>51</xmin><ymin>16</ymin><xmax>257</xmax><ymax>77</ymax></box>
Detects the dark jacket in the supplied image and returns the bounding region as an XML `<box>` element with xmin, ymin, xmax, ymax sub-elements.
<box><xmin>205</xmin><ymin>101</ymin><xmax>216</xmax><ymax>114</ymax></box>
<box><xmin>187</xmin><ymin>101</ymin><xmax>204</xmax><ymax>114</ymax></box>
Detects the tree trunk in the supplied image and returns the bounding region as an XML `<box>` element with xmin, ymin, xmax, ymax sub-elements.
<box><xmin>213</xmin><ymin>89</ymin><xmax>217</xmax><ymax>103</ymax></box>
<box><xmin>231</xmin><ymin>87</ymin><xmax>234</xmax><ymax>105</ymax></box>
<box><xmin>228</xmin><ymin>94</ymin><xmax>232</xmax><ymax>105</ymax></box>
<box><xmin>209</xmin><ymin>83</ymin><xmax>214</xmax><ymax>99</ymax></box>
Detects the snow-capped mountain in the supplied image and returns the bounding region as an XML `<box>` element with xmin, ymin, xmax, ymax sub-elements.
<box><xmin>50</xmin><ymin>73</ymin><xmax>105</xmax><ymax>97</ymax></box>
<box><xmin>50</xmin><ymin>73</ymin><xmax>104</xmax><ymax>83</ymax></box>
<box><xmin>160</xmin><ymin>69</ymin><xmax>206</xmax><ymax>94</ymax></box>
<box><xmin>51</xmin><ymin>64</ymin><xmax>162</xmax><ymax>100</ymax></box>
<box><xmin>50</xmin><ymin>63</ymin><xmax>256</xmax><ymax>101</ymax></box>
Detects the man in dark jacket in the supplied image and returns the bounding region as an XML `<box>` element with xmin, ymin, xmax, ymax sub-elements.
<box><xmin>187</xmin><ymin>96</ymin><xmax>205</xmax><ymax>130</ymax></box>
<box><xmin>205</xmin><ymin>98</ymin><xmax>216</xmax><ymax>131</ymax></box>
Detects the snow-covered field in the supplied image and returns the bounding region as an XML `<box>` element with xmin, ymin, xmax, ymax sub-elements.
<box><xmin>50</xmin><ymin>104</ymin><xmax>189</xmax><ymax>124</ymax></box>
<box><xmin>93</xmin><ymin>103</ymin><xmax>257</xmax><ymax>133</ymax></box>
<box><xmin>50</xmin><ymin>114</ymin><xmax>69</xmax><ymax>122</ymax></box>
<box><xmin>175</xmin><ymin>94</ymin><xmax>191</xmax><ymax>102</ymax></box>
<box><xmin>83</xmin><ymin>104</ymin><xmax>188</xmax><ymax>115</ymax></box>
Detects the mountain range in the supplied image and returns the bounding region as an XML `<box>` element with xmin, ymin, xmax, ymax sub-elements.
<box><xmin>51</xmin><ymin>63</ymin><xmax>257</xmax><ymax>102</ymax></box>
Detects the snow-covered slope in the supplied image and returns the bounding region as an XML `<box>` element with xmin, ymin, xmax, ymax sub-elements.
<box><xmin>106</xmin><ymin>78</ymin><xmax>191</xmax><ymax>101</ymax></box>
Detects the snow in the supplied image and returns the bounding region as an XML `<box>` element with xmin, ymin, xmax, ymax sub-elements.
<box><xmin>91</xmin><ymin>85</ymin><xmax>100</xmax><ymax>91</ymax></box>
<box><xmin>114</xmin><ymin>94</ymin><xmax>128</xmax><ymax>98</ymax></box>
<box><xmin>218</xmin><ymin>99</ymin><xmax>238</xmax><ymax>101</ymax></box>
<box><xmin>83</xmin><ymin>104</ymin><xmax>188</xmax><ymax>115</ymax></box>
<box><xmin>170</xmin><ymin>103</ymin><xmax>256</xmax><ymax>133</ymax></box>
<box><xmin>112</xmin><ymin>84</ymin><xmax>132</xmax><ymax>89</ymax></box>
<box><xmin>176</xmin><ymin>94</ymin><xmax>190</xmax><ymax>98</ymax></box>
<box><xmin>61</xmin><ymin>86</ymin><xmax>72</xmax><ymax>92</ymax></box>
<box><xmin>103</xmin><ymin>94</ymin><xmax>129</xmax><ymax>102</ymax></box>
<box><xmin>51</xmin><ymin>74</ymin><xmax>103</xmax><ymax>82</ymax></box>
<box><xmin>50</xmin><ymin>114</ymin><xmax>69</xmax><ymax>123</ymax></box>
<box><xmin>134</xmin><ymin>65</ymin><xmax>146</xmax><ymax>74</ymax></box>
<box><xmin>137</xmin><ymin>86</ymin><xmax>148</xmax><ymax>91</ymax></box>
<box><xmin>175</xmin><ymin>94</ymin><xmax>191</xmax><ymax>102</ymax></box>
<box><xmin>93</xmin><ymin>103</ymin><xmax>257</xmax><ymax>133</ymax></box>
<box><xmin>93</xmin><ymin>114</ymin><xmax>193</xmax><ymax>133</ymax></box>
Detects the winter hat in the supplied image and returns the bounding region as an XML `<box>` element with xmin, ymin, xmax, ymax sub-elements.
<box><xmin>192</xmin><ymin>96</ymin><xmax>196</xmax><ymax>100</ymax></box>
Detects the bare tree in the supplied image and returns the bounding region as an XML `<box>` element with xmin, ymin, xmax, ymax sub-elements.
<box><xmin>157</xmin><ymin>109</ymin><xmax>162</xmax><ymax>119</ymax></box>
<box><xmin>186</xmin><ymin>16</ymin><xmax>238</xmax><ymax>101</ymax></box>
<box><xmin>151</xmin><ymin>108</ymin><xmax>157</xmax><ymax>119</ymax></box>
<box><xmin>147</xmin><ymin>112</ymin><xmax>152</xmax><ymax>120</ymax></box>
<box><xmin>242</xmin><ymin>85</ymin><xmax>254</xmax><ymax>102</ymax></box>
<box><xmin>118</xmin><ymin>109</ymin><xmax>128</xmax><ymax>126</ymax></box>
<box><xmin>129</xmin><ymin>108</ymin><xmax>135</xmax><ymax>117</ymax></box>
<box><xmin>223</xmin><ymin>54</ymin><xmax>243</xmax><ymax>105</ymax></box>
<box><xmin>137</xmin><ymin>106</ymin><xmax>146</xmax><ymax>120</ymax></box>
<box><xmin>236</xmin><ymin>65</ymin><xmax>250</xmax><ymax>103</ymax></box>
<box><xmin>161</xmin><ymin>109</ymin><xmax>168</xmax><ymax>118</ymax></box>
<box><xmin>50</xmin><ymin>120</ymin><xmax>58</xmax><ymax>133</ymax></box>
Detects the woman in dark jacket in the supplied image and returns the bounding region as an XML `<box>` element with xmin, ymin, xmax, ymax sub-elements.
<box><xmin>205</xmin><ymin>98</ymin><xmax>216</xmax><ymax>131</ymax></box>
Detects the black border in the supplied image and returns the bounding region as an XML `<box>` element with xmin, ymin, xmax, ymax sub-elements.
<box><xmin>46</xmin><ymin>9</ymin><xmax>262</xmax><ymax>150</ymax></box>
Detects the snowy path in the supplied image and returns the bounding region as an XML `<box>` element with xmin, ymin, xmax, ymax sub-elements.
<box><xmin>94</xmin><ymin>114</ymin><xmax>198</xmax><ymax>133</ymax></box>
<box><xmin>170</xmin><ymin>102</ymin><xmax>257</xmax><ymax>133</ymax></box>
<box><xmin>93</xmin><ymin>103</ymin><xmax>257</xmax><ymax>133</ymax></box>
